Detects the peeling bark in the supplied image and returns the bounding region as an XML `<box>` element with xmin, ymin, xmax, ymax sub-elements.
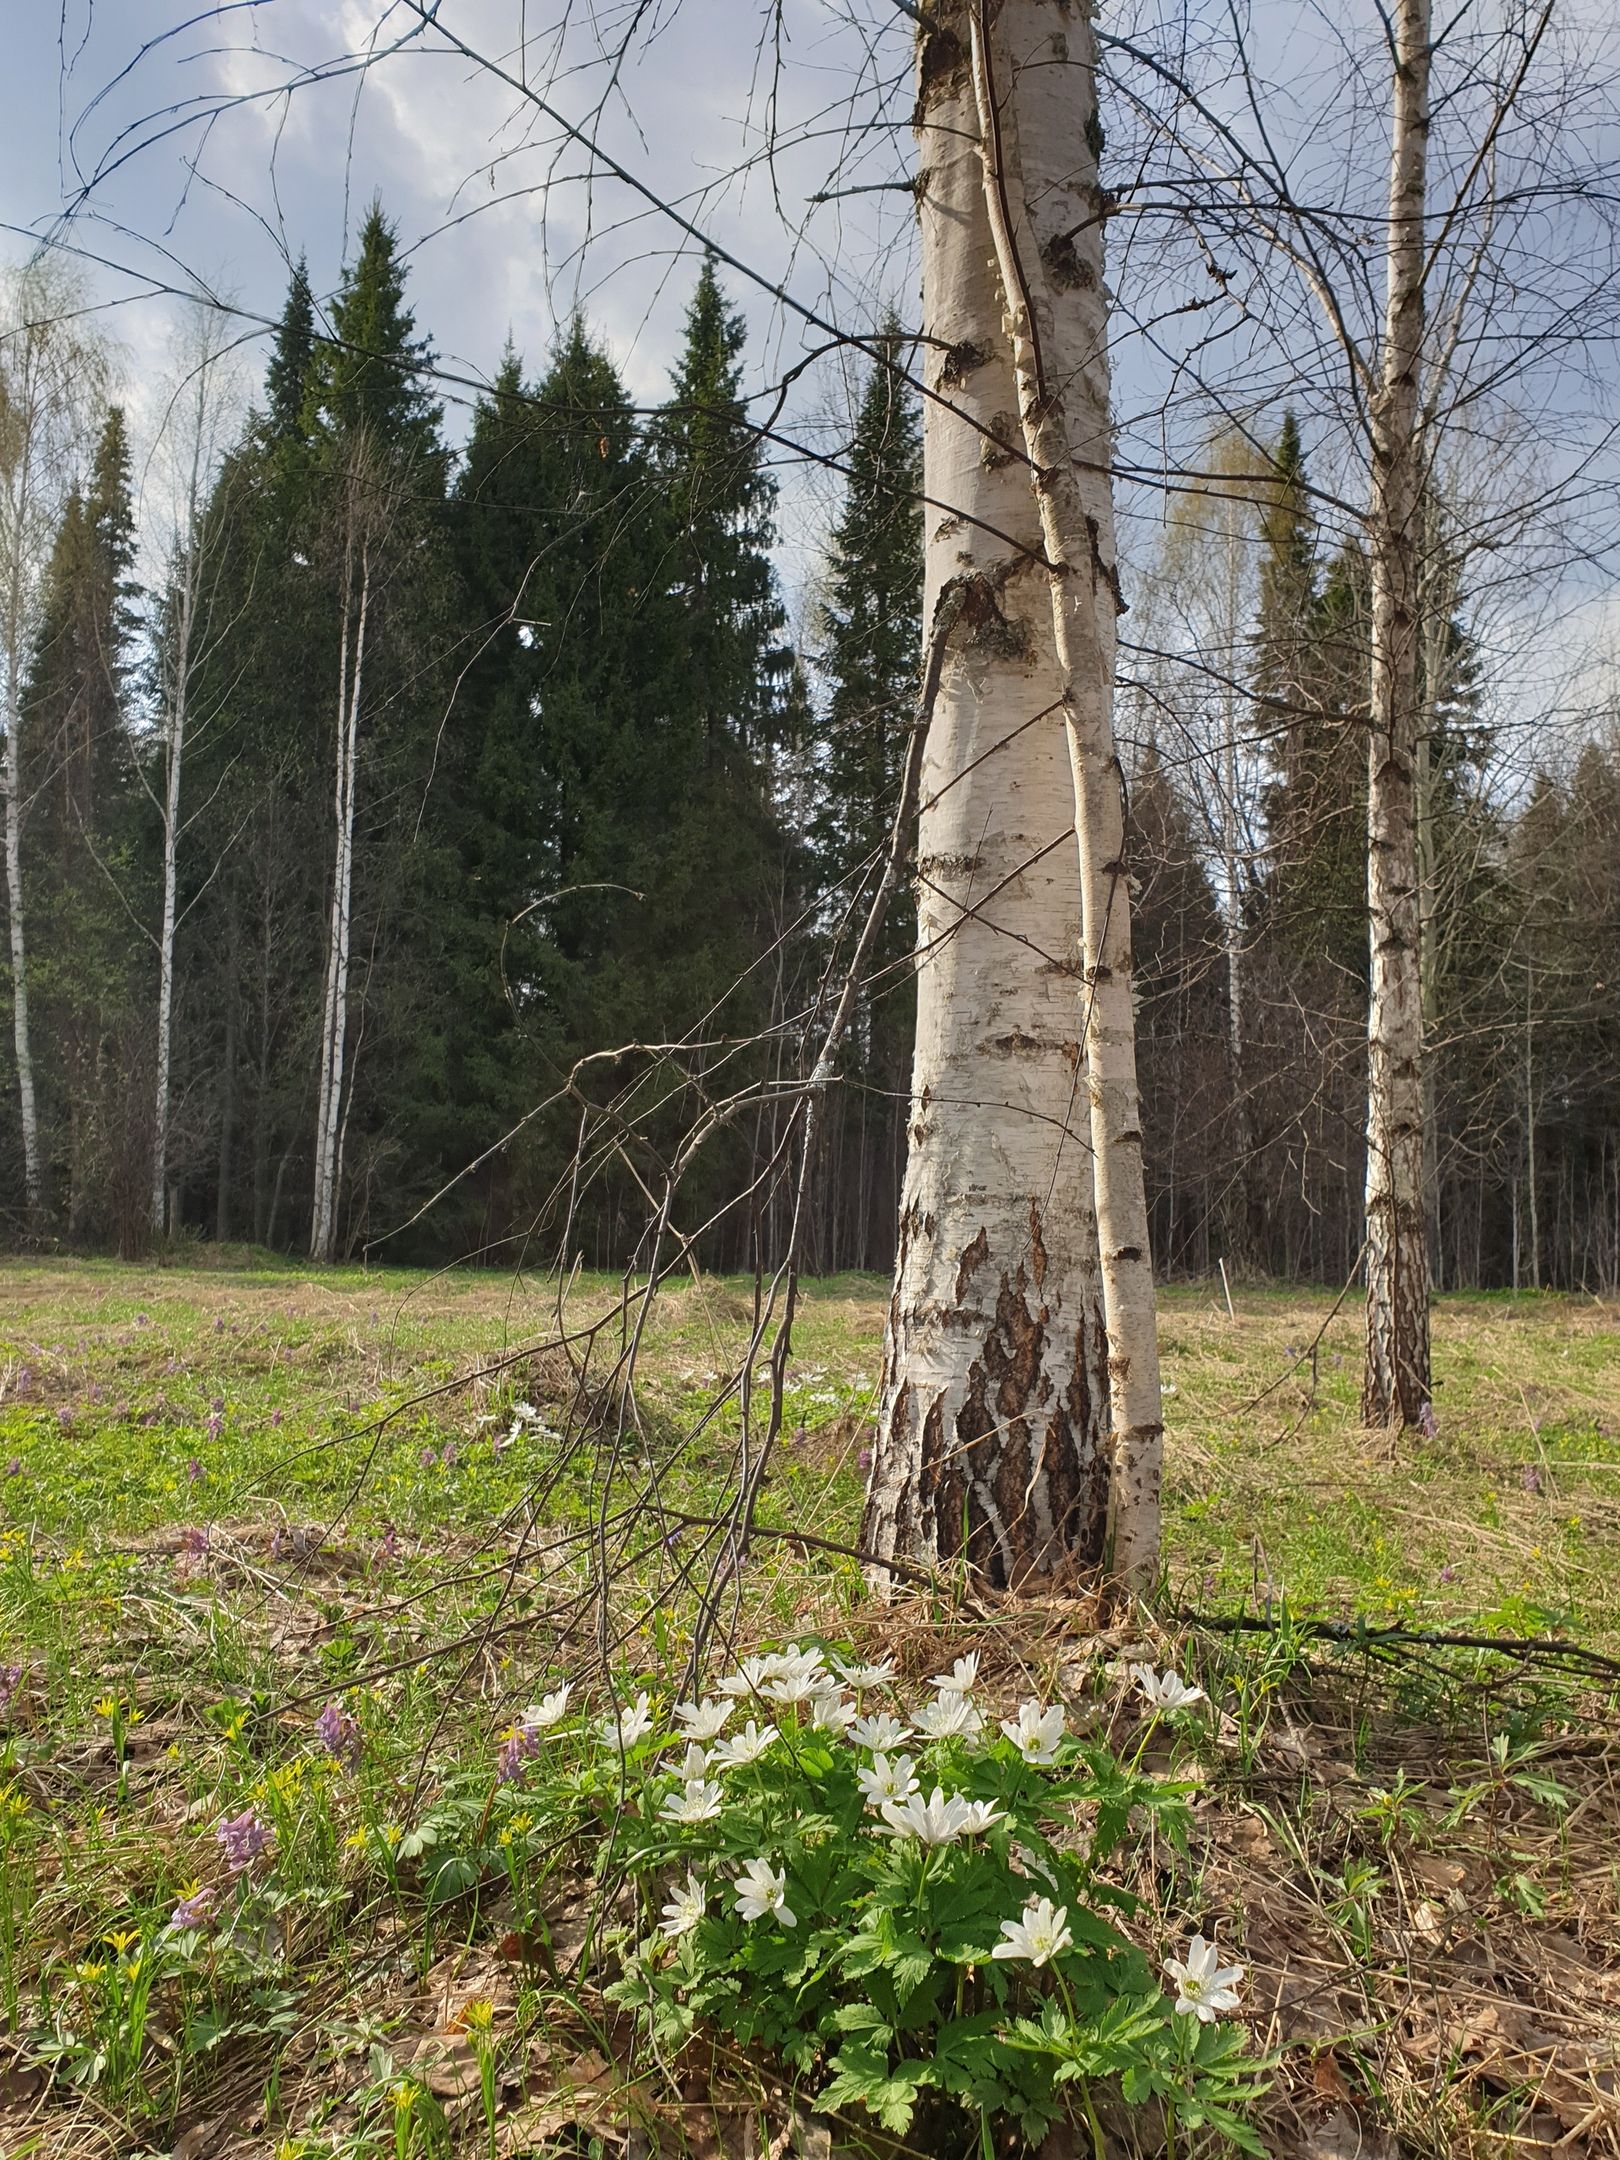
<box><xmin>965</xmin><ymin>0</ymin><xmax>1164</xmax><ymax>1588</ymax></box>
<box><xmin>863</xmin><ymin>0</ymin><xmax>1111</xmax><ymax>1595</ymax></box>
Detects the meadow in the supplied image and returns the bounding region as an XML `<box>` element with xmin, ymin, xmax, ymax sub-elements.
<box><xmin>0</xmin><ymin>1258</ymin><xmax>1615</xmax><ymax>2158</ymax></box>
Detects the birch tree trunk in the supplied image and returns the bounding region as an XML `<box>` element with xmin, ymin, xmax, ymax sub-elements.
<box><xmin>0</xmin><ymin>270</ymin><xmax>93</xmax><ymax>1223</ymax></box>
<box><xmin>1</xmin><ymin>671</ymin><xmax>40</xmax><ymax>1220</ymax></box>
<box><xmin>310</xmin><ymin>513</ymin><xmax>369</xmax><ymax>1263</ymax></box>
<box><xmin>1362</xmin><ymin>0</ymin><xmax>1433</xmax><ymax>1427</ymax></box>
<box><xmin>965</xmin><ymin>0</ymin><xmax>1163</xmax><ymax>1586</ymax></box>
<box><xmin>862</xmin><ymin>0</ymin><xmax>1111</xmax><ymax>1592</ymax></box>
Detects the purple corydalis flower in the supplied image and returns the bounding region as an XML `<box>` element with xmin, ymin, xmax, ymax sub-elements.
<box><xmin>171</xmin><ymin>1885</ymin><xmax>217</xmax><ymax>1930</ymax></box>
<box><xmin>206</xmin><ymin>1414</ymin><xmax>224</xmax><ymax>1442</ymax></box>
<box><xmin>0</xmin><ymin>1664</ymin><xmax>23</xmax><ymax>1717</ymax></box>
<box><xmin>857</xmin><ymin>1446</ymin><xmax>873</xmax><ymax>1472</ymax></box>
<box><xmin>496</xmin><ymin>1724</ymin><xmax>540</xmax><ymax>1784</ymax></box>
<box><xmin>1438</xmin><ymin>1564</ymin><xmax>1457</xmax><ymax>1583</ymax></box>
<box><xmin>1521</xmin><ymin>1463</ymin><xmax>1542</xmax><ymax>1494</ymax></box>
<box><xmin>376</xmin><ymin>1525</ymin><xmax>399</xmax><ymax>1565</ymax></box>
<box><xmin>187</xmin><ymin>1457</ymin><xmax>206</xmax><ymax>1486</ymax></box>
<box><xmin>212</xmin><ymin>1318</ymin><xmax>225</xmax><ymax>1334</ymax></box>
<box><xmin>1416</xmin><ymin>1402</ymin><xmax>1438</xmax><ymax>1439</ymax></box>
<box><xmin>270</xmin><ymin>1409</ymin><xmax>283</xmax><ymax>1429</ymax></box>
<box><xmin>56</xmin><ymin>1408</ymin><xmax>74</xmax><ymax>1430</ymax></box>
<box><xmin>181</xmin><ymin>1525</ymin><xmax>211</xmax><ymax>1558</ymax></box>
<box><xmin>4</xmin><ymin>1459</ymin><xmax>20</xmax><ymax>1479</ymax></box>
<box><xmin>216</xmin><ymin>1809</ymin><xmax>272</xmax><ymax>1875</ymax></box>
<box><xmin>315</xmin><ymin>1701</ymin><xmax>361</xmax><ymax>1767</ymax></box>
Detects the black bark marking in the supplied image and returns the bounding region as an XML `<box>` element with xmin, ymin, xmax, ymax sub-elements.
<box><xmin>954</xmin><ymin>1225</ymin><xmax>990</xmax><ymax>1303</ymax></box>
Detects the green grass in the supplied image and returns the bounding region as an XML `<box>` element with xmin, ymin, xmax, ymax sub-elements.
<box><xmin>0</xmin><ymin>1258</ymin><xmax>1615</xmax><ymax>2156</ymax></box>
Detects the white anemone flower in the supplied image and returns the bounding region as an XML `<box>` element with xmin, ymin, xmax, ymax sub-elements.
<box><xmin>914</xmin><ymin>1692</ymin><xmax>984</xmax><ymax>1740</ymax></box>
<box><xmin>849</xmin><ymin>1710</ymin><xmax>911</xmax><ymax>1752</ymax></box>
<box><xmin>1164</xmin><ymin>1935</ymin><xmax>1245</xmax><ymax>2021</ymax></box>
<box><xmin>956</xmin><ymin>1798</ymin><xmax>1004</xmax><ymax>1835</ymax></box>
<box><xmin>733</xmin><ymin>1857</ymin><xmax>795</xmax><ymax>1926</ymax></box>
<box><xmin>855</xmin><ymin>1751</ymin><xmax>920</xmax><ymax>1809</ymax></box>
<box><xmin>659</xmin><ymin>1871</ymin><xmax>707</xmax><ymax>1938</ymax></box>
<box><xmin>717</xmin><ymin>1654</ymin><xmax>782</xmax><ymax>1698</ymax></box>
<box><xmin>659</xmin><ymin>1777</ymin><xmax>724</xmax><ymax>1824</ymax></box>
<box><xmin>672</xmin><ymin>1697</ymin><xmax>733</xmax><ymax>1741</ymax></box>
<box><xmin>877</xmin><ymin>1786</ymin><xmax>1000</xmax><ymax>1845</ymax></box>
<box><xmin>991</xmin><ymin>1895</ymin><xmax>1074</xmax><ymax>1968</ymax></box>
<box><xmin>833</xmin><ymin>1656</ymin><xmax>896</xmax><ymax>1690</ymax></box>
<box><xmin>929</xmin><ymin>1653</ymin><xmax>980</xmax><ymax>1695</ymax></box>
<box><xmin>999</xmin><ymin>1700</ymin><xmax>1067</xmax><ymax>1764</ymax></box>
<box><xmin>711</xmin><ymin>1718</ymin><xmax>778</xmax><ymax>1769</ymax></box>
<box><xmin>807</xmin><ymin>1689</ymin><xmax>856</xmax><ymax>1735</ymax></box>
<box><xmin>1131</xmin><ymin>1665</ymin><xmax>1206</xmax><ymax>1713</ymax></box>
<box><xmin>522</xmin><ymin>1685</ymin><xmax>571</xmax><ymax>1729</ymax></box>
<box><xmin>678</xmin><ymin>1741</ymin><xmax>710</xmax><ymax>1782</ymax></box>
<box><xmin>600</xmin><ymin>1691</ymin><xmax>655</xmax><ymax>1751</ymax></box>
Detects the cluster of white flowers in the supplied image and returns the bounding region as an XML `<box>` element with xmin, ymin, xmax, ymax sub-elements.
<box><xmin>514</xmin><ymin>1639</ymin><xmax>1242</xmax><ymax>2028</ymax></box>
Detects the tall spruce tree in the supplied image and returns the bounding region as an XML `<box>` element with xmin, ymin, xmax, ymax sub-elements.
<box><xmin>305</xmin><ymin>204</ymin><xmax>449</xmax><ymax>1258</ymax></box>
<box><xmin>21</xmin><ymin>406</ymin><xmax>147</xmax><ymax>1246</ymax></box>
<box><xmin>809</xmin><ymin>325</ymin><xmax>923</xmax><ymax>1268</ymax></box>
<box><xmin>652</xmin><ymin>257</ymin><xmax>792</xmax><ymax>756</ymax></box>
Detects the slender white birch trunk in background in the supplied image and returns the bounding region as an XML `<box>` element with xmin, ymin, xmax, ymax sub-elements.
<box><xmin>310</xmin><ymin>492</ymin><xmax>370</xmax><ymax>1264</ymax></box>
<box><xmin>0</xmin><ymin>265</ymin><xmax>100</xmax><ymax>1223</ymax></box>
<box><xmin>965</xmin><ymin>0</ymin><xmax>1163</xmax><ymax>1587</ymax></box>
<box><xmin>863</xmin><ymin>0</ymin><xmax>1111</xmax><ymax>1592</ymax></box>
<box><xmin>150</xmin><ymin>359</ymin><xmax>214</xmax><ymax>1236</ymax></box>
<box><xmin>1363</xmin><ymin>0</ymin><xmax>1433</xmax><ymax>1426</ymax></box>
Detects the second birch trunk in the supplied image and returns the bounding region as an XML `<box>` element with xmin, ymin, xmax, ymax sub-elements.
<box><xmin>1363</xmin><ymin>0</ymin><xmax>1433</xmax><ymax>1427</ymax></box>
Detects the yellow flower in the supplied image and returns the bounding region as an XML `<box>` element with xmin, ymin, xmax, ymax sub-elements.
<box><xmin>381</xmin><ymin>1823</ymin><xmax>402</xmax><ymax>1847</ymax></box>
<box><xmin>390</xmin><ymin>2080</ymin><xmax>417</xmax><ymax>2111</ymax></box>
<box><xmin>74</xmin><ymin>1961</ymin><xmax>107</xmax><ymax>1983</ymax></box>
<box><xmin>344</xmin><ymin>1828</ymin><xmax>369</xmax><ymax>1851</ymax></box>
<box><xmin>104</xmin><ymin>1929</ymin><xmax>141</xmax><ymax>1955</ymax></box>
<box><xmin>93</xmin><ymin>1696</ymin><xmax>117</xmax><ymax>1719</ymax></box>
<box><xmin>463</xmin><ymin>1998</ymin><xmax>495</xmax><ymax>2033</ymax></box>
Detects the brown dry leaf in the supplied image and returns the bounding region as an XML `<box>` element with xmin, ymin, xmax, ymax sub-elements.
<box><xmin>0</xmin><ymin>2055</ymin><xmax>45</xmax><ymax>2114</ymax></box>
<box><xmin>1312</xmin><ymin>2050</ymin><xmax>1354</xmax><ymax>2103</ymax></box>
<box><xmin>402</xmin><ymin>2033</ymin><xmax>482</xmax><ymax>2102</ymax></box>
<box><xmin>1409</xmin><ymin>1853</ymin><xmax>1468</xmax><ymax>1894</ymax></box>
<box><xmin>1448</xmin><ymin>2004</ymin><xmax>1619</xmax><ymax>2135</ymax></box>
<box><xmin>1411</xmin><ymin>1898</ymin><xmax>1447</xmax><ymax>1943</ymax></box>
<box><xmin>498</xmin><ymin>2049</ymin><xmax>641</xmax><ymax>2152</ymax></box>
<box><xmin>1301</xmin><ymin>2106</ymin><xmax>1396</xmax><ymax>2160</ymax></box>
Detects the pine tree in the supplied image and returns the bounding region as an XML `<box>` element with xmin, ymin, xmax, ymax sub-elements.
<box><xmin>808</xmin><ymin>325</ymin><xmax>923</xmax><ymax>1269</ymax></box>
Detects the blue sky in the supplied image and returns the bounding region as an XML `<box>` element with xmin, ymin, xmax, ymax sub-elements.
<box><xmin>5</xmin><ymin>1</ymin><xmax>1619</xmax><ymax>737</ymax></box>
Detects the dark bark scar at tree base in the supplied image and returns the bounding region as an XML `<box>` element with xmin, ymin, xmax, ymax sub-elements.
<box><xmin>1029</xmin><ymin>1197</ymin><xmax>1047</xmax><ymax>1289</ymax></box>
<box><xmin>954</xmin><ymin>1225</ymin><xmax>989</xmax><ymax>1303</ymax></box>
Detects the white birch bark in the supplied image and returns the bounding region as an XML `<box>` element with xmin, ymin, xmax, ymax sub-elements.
<box><xmin>1363</xmin><ymin>0</ymin><xmax>1433</xmax><ymax>1425</ymax></box>
<box><xmin>965</xmin><ymin>0</ymin><xmax>1163</xmax><ymax>1587</ymax></box>
<box><xmin>0</xmin><ymin>268</ymin><xmax>98</xmax><ymax>1220</ymax></box>
<box><xmin>863</xmin><ymin>0</ymin><xmax>1111</xmax><ymax>1592</ymax></box>
<box><xmin>151</xmin><ymin>372</ymin><xmax>209</xmax><ymax>1236</ymax></box>
<box><xmin>310</xmin><ymin>520</ymin><xmax>369</xmax><ymax>1264</ymax></box>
